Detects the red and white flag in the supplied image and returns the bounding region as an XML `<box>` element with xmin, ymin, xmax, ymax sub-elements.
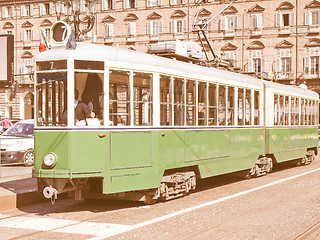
<box><xmin>39</xmin><ymin>29</ymin><xmax>49</xmax><ymax>52</ymax></box>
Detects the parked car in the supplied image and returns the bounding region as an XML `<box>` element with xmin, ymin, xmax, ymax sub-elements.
<box><xmin>0</xmin><ymin>118</ymin><xmax>22</xmax><ymax>134</ymax></box>
<box><xmin>0</xmin><ymin>119</ymin><xmax>34</xmax><ymax>166</ymax></box>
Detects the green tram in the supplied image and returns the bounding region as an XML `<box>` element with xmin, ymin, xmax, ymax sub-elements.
<box><xmin>33</xmin><ymin>42</ymin><xmax>319</xmax><ymax>204</ymax></box>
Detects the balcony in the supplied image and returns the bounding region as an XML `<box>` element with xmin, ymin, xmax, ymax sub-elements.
<box><xmin>308</xmin><ymin>25</ymin><xmax>320</xmax><ymax>34</ymax></box>
<box><xmin>104</xmin><ymin>37</ymin><xmax>114</xmax><ymax>43</ymax></box>
<box><xmin>149</xmin><ymin>34</ymin><xmax>159</xmax><ymax>41</ymax></box>
<box><xmin>126</xmin><ymin>35</ymin><xmax>136</xmax><ymax>43</ymax></box>
<box><xmin>23</xmin><ymin>41</ymin><xmax>32</xmax><ymax>48</ymax></box>
<box><xmin>276</xmin><ymin>72</ymin><xmax>293</xmax><ymax>80</ymax></box>
<box><xmin>250</xmin><ymin>28</ymin><xmax>262</xmax><ymax>36</ymax></box>
<box><xmin>278</xmin><ymin>26</ymin><xmax>291</xmax><ymax>35</ymax></box>
<box><xmin>223</xmin><ymin>29</ymin><xmax>235</xmax><ymax>38</ymax></box>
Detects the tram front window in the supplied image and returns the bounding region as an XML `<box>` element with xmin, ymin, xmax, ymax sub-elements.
<box><xmin>74</xmin><ymin>72</ymin><xmax>104</xmax><ymax>126</ymax></box>
<box><xmin>36</xmin><ymin>72</ymin><xmax>67</xmax><ymax>126</ymax></box>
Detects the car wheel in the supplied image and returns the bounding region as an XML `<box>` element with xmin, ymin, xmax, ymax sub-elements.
<box><xmin>23</xmin><ymin>149</ymin><xmax>34</xmax><ymax>166</ymax></box>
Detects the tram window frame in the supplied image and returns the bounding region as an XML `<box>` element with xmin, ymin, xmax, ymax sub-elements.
<box><xmin>245</xmin><ymin>89</ymin><xmax>251</xmax><ymax>125</ymax></box>
<box><xmin>74</xmin><ymin>72</ymin><xmax>104</xmax><ymax>126</ymax></box>
<box><xmin>284</xmin><ymin>96</ymin><xmax>289</xmax><ymax>125</ymax></box>
<box><xmin>238</xmin><ymin>88</ymin><xmax>244</xmax><ymax>126</ymax></box>
<box><xmin>173</xmin><ymin>77</ymin><xmax>185</xmax><ymax>126</ymax></box>
<box><xmin>198</xmin><ymin>81</ymin><xmax>207</xmax><ymax>126</ymax></box>
<box><xmin>218</xmin><ymin>85</ymin><xmax>226</xmax><ymax>126</ymax></box>
<box><xmin>160</xmin><ymin>75</ymin><xmax>172</xmax><ymax>126</ymax></box>
<box><xmin>227</xmin><ymin>87</ymin><xmax>234</xmax><ymax>126</ymax></box>
<box><xmin>186</xmin><ymin>79</ymin><xmax>196</xmax><ymax>126</ymax></box>
<box><xmin>254</xmin><ymin>91</ymin><xmax>260</xmax><ymax>125</ymax></box>
<box><xmin>208</xmin><ymin>83</ymin><xmax>217</xmax><ymax>126</ymax></box>
<box><xmin>274</xmin><ymin>94</ymin><xmax>279</xmax><ymax>126</ymax></box>
<box><xmin>36</xmin><ymin>72</ymin><xmax>67</xmax><ymax>126</ymax></box>
<box><xmin>109</xmin><ymin>70</ymin><xmax>130</xmax><ymax>126</ymax></box>
<box><xmin>133</xmin><ymin>72</ymin><xmax>153</xmax><ymax>126</ymax></box>
<box><xmin>291</xmin><ymin>97</ymin><xmax>296</xmax><ymax>125</ymax></box>
<box><xmin>301</xmin><ymin>99</ymin><xmax>306</xmax><ymax>125</ymax></box>
<box><xmin>295</xmin><ymin>98</ymin><xmax>299</xmax><ymax>125</ymax></box>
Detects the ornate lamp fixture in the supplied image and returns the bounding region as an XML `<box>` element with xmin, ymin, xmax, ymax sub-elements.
<box><xmin>54</xmin><ymin>0</ymin><xmax>98</xmax><ymax>40</ymax></box>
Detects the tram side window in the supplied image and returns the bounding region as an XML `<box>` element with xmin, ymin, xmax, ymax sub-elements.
<box><xmin>133</xmin><ymin>72</ymin><xmax>153</xmax><ymax>126</ymax></box>
<box><xmin>174</xmin><ymin>78</ymin><xmax>184</xmax><ymax>126</ymax></box>
<box><xmin>109</xmin><ymin>70</ymin><xmax>130</xmax><ymax>126</ymax></box>
<box><xmin>316</xmin><ymin>101</ymin><xmax>319</xmax><ymax>125</ymax></box>
<box><xmin>75</xmin><ymin>72</ymin><xmax>104</xmax><ymax>126</ymax></box>
<box><xmin>309</xmin><ymin>100</ymin><xmax>313</xmax><ymax>125</ymax></box>
<box><xmin>284</xmin><ymin>96</ymin><xmax>289</xmax><ymax>125</ymax></box>
<box><xmin>198</xmin><ymin>81</ymin><xmax>207</xmax><ymax>126</ymax></box>
<box><xmin>238</xmin><ymin>88</ymin><xmax>244</xmax><ymax>126</ymax></box>
<box><xmin>186</xmin><ymin>80</ymin><xmax>196</xmax><ymax>126</ymax></box>
<box><xmin>245</xmin><ymin>89</ymin><xmax>251</xmax><ymax>125</ymax></box>
<box><xmin>279</xmin><ymin>95</ymin><xmax>284</xmax><ymax>125</ymax></box>
<box><xmin>36</xmin><ymin>72</ymin><xmax>67</xmax><ymax>126</ymax></box>
<box><xmin>301</xmin><ymin>99</ymin><xmax>306</xmax><ymax>125</ymax></box>
<box><xmin>310</xmin><ymin>100</ymin><xmax>315</xmax><ymax>125</ymax></box>
<box><xmin>291</xmin><ymin>97</ymin><xmax>296</xmax><ymax>125</ymax></box>
<box><xmin>295</xmin><ymin>98</ymin><xmax>299</xmax><ymax>125</ymax></box>
<box><xmin>218</xmin><ymin>86</ymin><xmax>226</xmax><ymax>126</ymax></box>
<box><xmin>254</xmin><ymin>91</ymin><xmax>260</xmax><ymax>125</ymax></box>
<box><xmin>274</xmin><ymin>94</ymin><xmax>279</xmax><ymax>126</ymax></box>
<box><xmin>227</xmin><ymin>87</ymin><xmax>234</xmax><ymax>126</ymax></box>
<box><xmin>160</xmin><ymin>75</ymin><xmax>172</xmax><ymax>126</ymax></box>
<box><xmin>208</xmin><ymin>83</ymin><xmax>217</xmax><ymax>125</ymax></box>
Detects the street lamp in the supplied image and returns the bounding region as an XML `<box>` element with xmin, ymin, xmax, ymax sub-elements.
<box><xmin>54</xmin><ymin>0</ymin><xmax>98</xmax><ymax>40</ymax></box>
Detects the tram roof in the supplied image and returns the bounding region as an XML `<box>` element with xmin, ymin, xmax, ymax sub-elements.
<box><xmin>35</xmin><ymin>43</ymin><xmax>318</xmax><ymax>98</ymax></box>
<box><xmin>36</xmin><ymin>43</ymin><xmax>263</xmax><ymax>86</ymax></box>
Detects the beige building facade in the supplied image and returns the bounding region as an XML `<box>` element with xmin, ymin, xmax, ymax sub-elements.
<box><xmin>0</xmin><ymin>0</ymin><xmax>320</xmax><ymax>119</ymax></box>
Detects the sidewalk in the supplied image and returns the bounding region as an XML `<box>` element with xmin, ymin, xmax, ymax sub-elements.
<box><xmin>0</xmin><ymin>168</ymin><xmax>46</xmax><ymax>211</ymax></box>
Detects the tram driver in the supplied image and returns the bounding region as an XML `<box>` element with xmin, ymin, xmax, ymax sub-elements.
<box><xmin>74</xmin><ymin>89</ymin><xmax>95</xmax><ymax>125</ymax></box>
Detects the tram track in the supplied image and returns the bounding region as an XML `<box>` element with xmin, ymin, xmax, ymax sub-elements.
<box><xmin>294</xmin><ymin>220</ymin><xmax>320</xmax><ymax>240</ymax></box>
<box><xmin>2</xmin><ymin>163</ymin><xmax>320</xmax><ymax>240</ymax></box>
<box><xmin>181</xmin><ymin>182</ymin><xmax>320</xmax><ymax>240</ymax></box>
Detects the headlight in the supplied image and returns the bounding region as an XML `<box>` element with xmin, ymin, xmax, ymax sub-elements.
<box><xmin>43</xmin><ymin>153</ymin><xmax>56</xmax><ymax>167</ymax></box>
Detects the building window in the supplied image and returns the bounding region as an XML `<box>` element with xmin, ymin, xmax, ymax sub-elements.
<box><xmin>170</xmin><ymin>0</ymin><xmax>186</xmax><ymax>5</ymax></box>
<box><xmin>44</xmin><ymin>28</ymin><xmax>50</xmax><ymax>40</ymax></box>
<box><xmin>128</xmin><ymin>22</ymin><xmax>136</xmax><ymax>36</ymax></box>
<box><xmin>124</xmin><ymin>0</ymin><xmax>138</xmax><ymax>8</ymax></box>
<box><xmin>102</xmin><ymin>0</ymin><xmax>115</xmax><ymax>10</ymax></box>
<box><xmin>252</xmin><ymin>13</ymin><xmax>262</xmax><ymax>29</ymax></box>
<box><xmin>275</xmin><ymin>12</ymin><xmax>295</xmax><ymax>27</ymax></box>
<box><xmin>147</xmin><ymin>20</ymin><xmax>163</xmax><ymax>35</ymax></box>
<box><xmin>2</xmin><ymin>6</ymin><xmax>14</xmax><ymax>18</ymax></box>
<box><xmin>221</xmin><ymin>50</ymin><xmax>237</xmax><ymax>68</ymax></box>
<box><xmin>40</xmin><ymin>3</ymin><xmax>51</xmax><ymax>16</ymax></box>
<box><xmin>276</xmin><ymin>49</ymin><xmax>291</xmax><ymax>79</ymax></box>
<box><xmin>4</xmin><ymin>30</ymin><xmax>13</xmax><ymax>35</ymax></box>
<box><xmin>170</xmin><ymin>19</ymin><xmax>187</xmax><ymax>34</ymax></box>
<box><xmin>147</xmin><ymin>0</ymin><xmax>161</xmax><ymax>7</ymax></box>
<box><xmin>105</xmin><ymin>23</ymin><xmax>114</xmax><ymax>37</ymax></box>
<box><xmin>305</xmin><ymin>10</ymin><xmax>320</xmax><ymax>26</ymax></box>
<box><xmin>221</xmin><ymin>15</ymin><xmax>237</xmax><ymax>31</ymax></box>
<box><xmin>21</xmin><ymin>4</ymin><xmax>33</xmax><ymax>17</ymax></box>
<box><xmin>305</xmin><ymin>47</ymin><xmax>320</xmax><ymax>78</ymax></box>
<box><xmin>22</xmin><ymin>29</ymin><xmax>33</xmax><ymax>41</ymax></box>
<box><xmin>249</xmin><ymin>50</ymin><xmax>263</xmax><ymax>74</ymax></box>
<box><xmin>23</xmin><ymin>58</ymin><xmax>33</xmax><ymax>75</ymax></box>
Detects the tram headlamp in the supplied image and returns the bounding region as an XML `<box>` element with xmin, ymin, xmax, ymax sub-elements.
<box><xmin>43</xmin><ymin>153</ymin><xmax>57</xmax><ymax>167</ymax></box>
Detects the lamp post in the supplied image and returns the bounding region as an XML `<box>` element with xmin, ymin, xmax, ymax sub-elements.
<box><xmin>54</xmin><ymin>0</ymin><xmax>98</xmax><ymax>41</ymax></box>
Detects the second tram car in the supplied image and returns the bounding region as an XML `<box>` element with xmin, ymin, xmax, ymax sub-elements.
<box><xmin>33</xmin><ymin>41</ymin><xmax>319</xmax><ymax>204</ymax></box>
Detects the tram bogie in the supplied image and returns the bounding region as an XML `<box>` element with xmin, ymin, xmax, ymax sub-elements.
<box><xmin>33</xmin><ymin>41</ymin><xmax>319</xmax><ymax>204</ymax></box>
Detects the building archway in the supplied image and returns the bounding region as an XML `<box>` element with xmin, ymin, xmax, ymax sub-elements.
<box><xmin>20</xmin><ymin>92</ymin><xmax>34</xmax><ymax>119</ymax></box>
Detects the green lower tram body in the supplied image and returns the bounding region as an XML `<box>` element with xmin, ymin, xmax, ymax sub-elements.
<box><xmin>32</xmin><ymin>127</ymin><xmax>318</xmax><ymax>201</ymax></box>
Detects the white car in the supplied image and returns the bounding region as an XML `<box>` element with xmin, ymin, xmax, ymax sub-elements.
<box><xmin>1</xmin><ymin>119</ymin><xmax>34</xmax><ymax>166</ymax></box>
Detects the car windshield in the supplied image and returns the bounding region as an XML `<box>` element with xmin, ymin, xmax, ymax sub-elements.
<box><xmin>2</xmin><ymin>123</ymin><xmax>34</xmax><ymax>137</ymax></box>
